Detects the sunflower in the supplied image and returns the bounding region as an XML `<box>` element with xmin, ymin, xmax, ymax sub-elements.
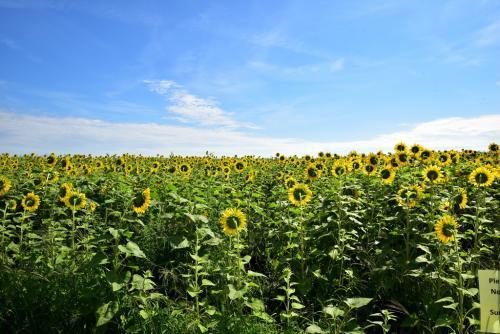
<box><xmin>234</xmin><ymin>160</ymin><xmax>247</xmax><ymax>173</ymax></box>
<box><xmin>439</xmin><ymin>200</ymin><xmax>451</xmax><ymax>212</ymax></box>
<box><xmin>349</xmin><ymin>158</ymin><xmax>362</xmax><ymax>172</ymax></box>
<box><xmin>423</xmin><ymin>166</ymin><xmax>443</xmax><ymax>184</ymax></box>
<box><xmin>220</xmin><ymin>208</ymin><xmax>247</xmax><ymax>236</ymax></box>
<box><xmin>6</xmin><ymin>199</ymin><xmax>17</xmax><ymax>212</ymax></box>
<box><xmin>395</xmin><ymin>152</ymin><xmax>409</xmax><ymax>165</ymax></box>
<box><xmin>435</xmin><ymin>215</ymin><xmax>458</xmax><ymax>244</ymax></box>
<box><xmin>488</xmin><ymin>142</ymin><xmax>498</xmax><ymax>153</ymax></box>
<box><xmin>468</xmin><ymin>166</ymin><xmax>494</xmax><ymax>187</ymax></box>
<box><xmin>397</xmin><ymin>184</ymin><xmax>423</xmax><ymax>208</ymax></box>
<box><xmin>284</xmin><ymin>177</ymin><xmax>298</xmax><ymax>189</ymax></box>
<box><xmin>379</xmin><ymin>167</ymin><xmax>396</xmax><ymax>184</ymax></box>
<box><xmin>288</xmin><ymin>183</ymin><xmax>313</xmax><ymax>206</ymax></box>
<box><xmin>0</xmin><ymin>176</ymin><xmax>12</xmax><ymax>196</ymax></box>
<box><xmin>46</xmin><ymin>154</ymin><xmax>57</xmax><ymax>168</ymax></box>
<box><xmin>367</xmin><ymin>153</ymin><xmax>379</xmax><ymax>166</ymax></box>
<box><xmin>59</xmin><ymin>183</ymin><xmax>73</xmax><ymax>202</ymax></box>
<box><xmin>179</xmin><ymin>163</ymin><xmax>192</xmax><ymax>176</ymax></box>
<box><xmin>304</xmin><ymin>163</ymin><xmax>321</xmax><ymax>180</ymax></box>
<box><xmin>363</xmin><ymin>163</ymin><xmax>377</xmax><ymax>176</ymax></box>
<box><xmin>454</xmin><ymin>188</ymin><xmax>467</xmax><ymax>210</ymax></box>
<box><xmin>438</xmin><ymin>152</ymin><xmax>451</xmax><ymax>166</ymax></box>
<box><xmin>132</xmin><ymin>188</ymin><xmax>152</xmax><ymax>214</ymax></box>
<box><xmin>332</xmin><ymin>160</ymin><xmax>347</xmax><ymax>177</ymax></box>
<box><xmin>21</xmin><ymin>192</ymin><xmax>40</xmax><ymax>212</ymax></box>
<box><xmin>64</xmin><ymin>191</ymin><xmax>87</xmax><ymax>212</ymax></box>
<box><xmin>394</xmin><ymin>142</ymin><xmax>407</xmax><ymax>152</ymax></box>
<box><xmin>245</xmin><ymin>171</ymin><xmax>256</xmax><ymax>183</ymax></box>
<box><xmin>420</xmin><ymin>149</ymin><xmax>433</xmax><ymax>162</ymax></box>
<box><xmin>409</xmin><ymin>144</ymin><xmax>423</xmax><ymax>157</ymax></box>
<box><xmin>46</xmin><ymin>171</ymin><xmax>59</xmax><ymax>184</ymax></box>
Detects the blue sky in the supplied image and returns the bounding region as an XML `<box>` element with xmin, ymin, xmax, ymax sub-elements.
<box><xmin>0</xmin><ymin>0</ymin><xmax>499</xmax><ymax>155</ymax></box>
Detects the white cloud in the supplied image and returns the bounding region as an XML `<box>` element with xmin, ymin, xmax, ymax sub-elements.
<box><xmin>0</xmin><ymin>110</ymin><xmax>498</xmax><ymax>156</ymax></box>
<box><xmin>144</xmin><ymin>79</ymin><xmax>256</xmax><ymax>129</ymax></box>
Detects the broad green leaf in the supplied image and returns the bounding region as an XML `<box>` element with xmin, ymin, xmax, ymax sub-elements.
<box><xmin>96</xmin><ymin>301</ymin><xmax>119</xmax><ymax>327</ymax></box>
<box><xmin>305</xmin><ymin>324</ymin><xmax>324</xmax><ymax>333</ymax></box>
<box><xmin>345</xmin><ymin>297</ymin><xmax>373</xmax><ymax>309</ymax></box>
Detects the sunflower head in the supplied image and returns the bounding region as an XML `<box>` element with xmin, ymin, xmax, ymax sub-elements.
<box><xmin>64</xmin><ymin>191</ymin><xmax>87</xmax><ymax>212</ymax></box>
<box><xmin>410</xmin><ymin>144</ymin><xmax>422</xmax><ymax>156</ymax></box>
<box><xmin>6</xmin><ymin>199</ymin><xmax>17</xmax><ymax>212</ymax></box>
<box><xmin>363</xmin><ymin>163</ymin><xmax>377</xmax><ymax>176</ymax></box>
<box><xmin>454</xmin><ymin>188</ymin><xmax>467</xmax><ymax>210</ymax></box>
<box><xmin>288</xmin><ymin>183</ymin><xmax>313</xmax><ymax>207</ymax></box>
<box><xmin>468</xmin><ymin>166</ymin><xmax>494</xmax><ymax>187</ymax></box>
<box><xmin>59</xmin><ymin>183</ymin><xmax>73</xmax><ymax>202</ymax></box>
<box><xmin>21</xmin><ymin>192</ymin><xmax>40</xmax><ymax>212</ymax></box>
<box><xmin>284</xmin><ymin>177</ymin><xmax>298</xmax><ymax>189</ymax></box>
<box><xmin>488</xmin><ymin>142</ymin><xmax>498</xmax><ymax>153</ymax></box>
<box><xmin>380</xmin><ymin>167</ymin><xmax>396</xmax><ymax>184</ymax></box>
<box><xmin>0</xmin><ymin>176</ymin><xmax>12</xmax><ymax>197</ymax></box>
<box><xmin>397</xmin><ymin>184</ymin><xmax>423</xmax><ymax>208</ymax></box>
<box><xmin>220</xmin><ymin>208</ymin><xmax>247</xmax><ymax>236</ymax></box>
<box><xmin>304</xmin><ymin>163</ymin><xmax>321</xmax><ymax>180</ymax></box>
<box><xmin>423</xmin><ymin>166</ymin><xmax>443</xmax><ymax>184</ymax></box>
<box><xmin>245</xmin><ymin>171</ymin><xmax>256</xmax><ymax>183</ymax></box>
<box><xmin>46</xmin><ymin>154</ymin><xmax>57</xmax><ymax>168</ymax></box>
<box><xmin>394</xmin><ymin>142</ymin><xmax>407</xmax><ymax>153</ymax></box>
<box><xmin>132</xmin><ymin>188</ymin><xmax>152</xmax><ymax>214</ymax></box>
<box><xmin>435</xmin><ymin>215</ymin><xmax>458</xmax><ymax>244</ymax></box>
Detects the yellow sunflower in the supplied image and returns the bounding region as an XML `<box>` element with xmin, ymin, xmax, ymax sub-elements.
<box><xmin>363</xmin><ymin>163</ymin><xmax>377</xmax><ymax>176</ymax></box>
<box><xmin>468</xmin><ymin>166</ymin><xmax>494</xmax><ymax>187</ymax></box>
<box><xmin>284</xmin><ymin>177</ymin><xmax>298</xmax><ymax>189</ymax></box>
<box><xmin>59</xmin><ymin>183</ymin><xmax>73</xmax><ymax>202</ymax></box>
<box><xmin>220</xmin><ymin>208</ymin><xmax>247</xmax><ymax>236</ymax></box>
<box><xmin>0</xmin><ymin>176</ymin><xmax>12</xmax><ymax>196</ymax></box>
<box><xmin>394</xmin><ymin>142</ymin><xmax>407</xmax><ymax>152</ymax></box>
<box><xmin>63</xmin><ymin>191</ymin><xmax>87</xmax><ymax>212</ymax></box>
<box><xmin>395</xmin><ymin>151</ymin><xmax>409</xmax><ymax>165</ymax></box>
<box><xmin>46</xmin><ymin>154</ymin><xmax>57</xmax><ymax>168</ymax></box>
<box><xmin>437</xmin><ymin>152</ymin><xmax>451</xmax><ymax>166</ymax></box>
<box><xmin>288</xmin><ymin>183</ymin><xmax>313</xmax><ymax>207</ymax></box>
<box><xmin>488</xmin><ymin>142</ymin><xmax>498</xmax><ymax>153</ymax></box>
<box><xmin>409</xmin><ymin>144</ymin><xmax>423</xmax><ymax>157</ymax></box>
<box><xmin>21</xmin><ymin>192</ymin><xmax>41</xmax><ymax>212</ymax></box>
<box><xmin>245</xmin><ymin>171</ymin><xmax>256</xmax><ymax>183</ymax></box>
<box><xmin>439</xmin><ymin>200</ymin><xmax>451</xmax><ymax>212</ymax></box>
<box><xmin>454</xmin><ymin>188</ymin><xmax>467</xmax><ymax>210</ymax></box>
<box><xmin>132</xmin><ymin>188</ymin><xmax>152</xmax><ymax>214</ymax></box>
<box><xmin>6</xmin><ymin>199</ymin><xmax>17</xmax><ymax>212</ymax></box>
<box><xmin>332</xmin><ymin>160</ymin><xmax>347</xmax><ymax>177</ymax></box>
<box><xmin>423</xmin><ymin>165</ymin><xmax>443</xmax><ymax>184</ymax></box>
<box><xmin>234</xmin><ymin>160</ymin><xmax>247</xmax><ymax>173</ymax></box>
<box><xmin>397</xmin><ymin>184</ymin><xmax>423</xmax><ymax>208</ymax></box>
<box><xmin>304</xmin><ymin>163</ymin><xmax>321</xmax><ymax>180</ymax></box>
<box><xmin>435</xmin><ymin>215</ymin><xmax>458</xmax><ymax>244</ymax></box>
<box><xmin>179</xmin><ymin>163</ymin><xmax>192</xmax><ymax>176</ymax></box>
<box><xmin>379</xmin><ymin>167</ymin><xmax>396</xmax><ymax>184</ymax></box>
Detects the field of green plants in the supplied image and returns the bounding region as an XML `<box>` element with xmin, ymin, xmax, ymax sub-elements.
<box><xmin>0</xmin><ymin>143</ymin><xmax>498</xmax><ymax>333</ymax></box>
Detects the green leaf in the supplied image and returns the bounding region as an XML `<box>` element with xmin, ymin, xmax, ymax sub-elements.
<box><xmin>435</xmin><ymin>297</ymin><xmax>454</xmax><ymax>304</ymax></box>
<box><xmin>228</xmin><ymin>284</ymin><xmax>246</xmax><ymax>300</ymax></box>
<box><xmin>96</xmin><ymin>301</ymin><xmax>119</xmax><ymax>327</ymax></box>
<box><xmin>345</xmin><ymin>297</ymin><xmax>373</xmax><ymax>309</ymax></box>
<box><xmin>118</xmin><ymin>241</ymin><xmax>146</xmax><ymax>258</ymax></box>
<box><xmin>247</xmin><ymin>270</ymin><xmax>267</xmax><ymax>278</ymax></box>
<box><xmin>305</xmin><ymin>324</ymin><xmax>324</xmax><ymax>333</ymax></box>
<box><xmin>292</xmin><ymin>302</ymin><xmax>305</xmax><ymax>309</ymax></box>
<box><xmin>173</xmin><ymin>238</ymin><xmax>190</xmax><ymax>249</ymax></box>
<box><xmin>202</xmin><ymin>279</ymin><xmax>216</xmax><ymax>286</ymax></box>
<box><xmin>323</xmin><ymin>305</ymin><xmax>344</xmax><ymax>318</ymax></box>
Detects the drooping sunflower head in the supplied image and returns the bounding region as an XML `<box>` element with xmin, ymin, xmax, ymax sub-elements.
<box><xmin>394</xmin><ymin>142</ymin><xmax>407</xmax><ymax>153</ymax></box>
<box><xmin>0</xmin><ymin>176</ymin><xmax>12</xmax><ymax>197</ymax></box>
<box><xmin>435</xmin><ymin>215</ymin><xmax>458</xmax><ymax>244</ymax></box>
<box><xmin>220</xmin><ymin>208</ymin><xmax>247</xmax><ymax>236</ymax></box>
<box><xmin>453</xmin><ymin>188</ymin><xmax>468</xmax><ymax>211</ymax></box>
<box><xmin>46</xmin><ymin>171</ymin><xmax>59</xmax><ymax>184</ymax></box>
<box><xmin>21</xmin><ymin>192</ymin><xmax>41</xmax><ymax>212</ymax></box>
<box><xmin>6</xmin><ymin>199</ymin><xmax>17</xmax><ymax>212</ymax></box>
<box><xmin>64</xmin><ymin>191</ymin><xmax>87</xmax><ymax>212</ymax></box>
<box><xmin>380</xmin><ymin>167</ymin><xmax>396</xmax><ymax>184</ymax></box>
<box><xmin>132</xmin><ymin>188</ymin><xmax>151</xmax><ymax>214</ymax></box>
<box><xmin>59</xmin><ymin>183</ymin><xmax>73</xmax><ymax>202</ymax></box>
<box><xmin>288</xmin><ymin>183</ymin><xmax>313</xmax><ymax>207</ymax></box>
<box><xmin>397</xmin><ymin>184</ymin><xmax>423</xmax><ymax>208</ymax></box>
<box><xmin>423</xmin><ymin>166</ymin><xmax>443</xmax><ymax>184</ymax></box>
<box><xmin>468</xmin><ymin>166</ymin><xmax>494</xmax><ymax>187</ymax></box>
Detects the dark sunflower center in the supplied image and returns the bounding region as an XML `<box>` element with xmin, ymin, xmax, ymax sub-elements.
<box><xmin>381</xmin><ymin>169</ymin><xmax>391</xmax><ymax>179</ymax></box>
<box><xmin>411</xmin><ymin>146</ymin><xmax>419</xmax><ymax>153</ymax></box>
<box><xmin>47</xmin><ymin>156</ymin><xmax>55</xmax><ymax>164</ymax></box>
<box><xmin>421</xmin><ymin>151</ymin><xmax>430</xmax><ymax>159</ymax></box>
<box><xmin>226</xmin><ymin>216</ymin><xmax>240</xmax><ymax>229</ymax></box>
<box><xmin>236</xmin><ymin>163</ymin><xmax>244</xmax><ymax>170</ymax></box>
<box><xmin>365</xmin><ymin>165</ymin><xmax>374</xmax><ymax>173</ymax></box>
<box><xmin>286</xmin><ymin>180</ymin><xmax>296</xmax><ymax>188</ymax></box>
<box><xmin>427</xmin><ymin>170</ymin><xmax>438</xmax><ymax>180</ymax></box>
<box><xmin>307</xmin><ymin>168</ymin><xmax>317</xmax><ymax>177</ymax></box>
<box><xmin>168</xmin><ymin>167</ymin><xmax>176</xmax><ymax>173</ymax></box>
<box><xmin>440</xmin><ymin>155</ymin><xmax>448</xmax><ymax>162</ymax></box>
<box><xmin>397</xmin><ymin>145</ymin><xmax>405</xmax><ymax>151</ymax></box>
<box><xmin>293</xmin><ymin>188</ymin><xmax>307</xmax><ymax>201</ymax></box>
<box><xmin>133</xmin><ymin>193</ymin><xmax>146</xmax><ymax>207</ymax></box>
<box><xmin>442</xmin><ymin>223</ymin><xmax>455</xmax><ymax>237</ymax></box>
<box><xmin>26</xmin><ymin>198</ymin><xmax>35</xmax><ymax>207</ymax></box>
<box><xmin>398</xmin><ymin>154</ymin><xmax>407</xmax><ymax>162</ymax></box>
<box><xmin>59</xmin><ymin>187</ymin><xmax>68</xmax><ymax>198</ymax></box>
<box><xmin>70</xmin><ymin>195</ymin><xmax>82</xmax><ymax>206</ymax></box>
<box><xmin>335</xmin><ymin>167</ymin><xmax>345</xmax><ymax>175</ymax></box>
<box><xmin>34</xmin><ymin>178</ymin><xmax>42</xmax><ymax>186</ymax></box>
<box><xmin>181</xmin><ymin>165</ymin><xmax>189</xmax><ymax>172</ymax></box>
<box><xmin>352</xmin><ymin>162</ymin><xmax>360</xmax><ymax>169</ymax></box>
<box><xmin>475</xmin><ymin>172</ymin><xmax>488</xmax><ymax>184</ymax></box>
<box><xmin>370</xmin><ymin>157</ymin><xmax>378</xmax><ymax>165</ymax></box>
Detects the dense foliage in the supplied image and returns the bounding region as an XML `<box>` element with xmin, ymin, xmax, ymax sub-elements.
<box><xmin>0</xmin><ymin>143</ymin><xmax>498</xmax><ymax>333</ymax></box>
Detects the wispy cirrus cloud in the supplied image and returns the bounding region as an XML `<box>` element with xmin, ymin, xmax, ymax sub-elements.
<box><xmin>144</xmin><ymin>80</ymin><xmax>257</xmax><ymax>129</ymax></box>
<box><xmin>1</xmin><ymin>110</ymin><xmax>497</xmax><ymax>156</ymax></box>
<box><xmin>475</xmin><ymin>18</ymin><xmax>500</xmax><ymax>46</ymax></box>
<box><xmin>248</xmin><ymin>58</ymin><xmax>344</xmax><ymax>78</ymax></box>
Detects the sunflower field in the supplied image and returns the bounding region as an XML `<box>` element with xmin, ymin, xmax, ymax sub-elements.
<box><xmin>0</xmin><ymin>143</ymin><xmax>498</xmax><ymax>333</ymax></box>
